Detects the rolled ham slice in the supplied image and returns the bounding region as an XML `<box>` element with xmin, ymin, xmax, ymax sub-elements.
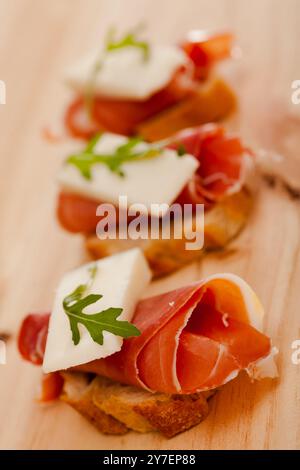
<box><xmin>18</xmin><ymin>274</ymin><xmax>277</xmax><ymax>395</ymax></box>
<box><xmin>168</xmin><ymin>124</ymin><xmax>252</xmax><ymax>205</ymax></box>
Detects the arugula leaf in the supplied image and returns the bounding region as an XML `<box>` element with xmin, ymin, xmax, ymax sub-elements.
<box><xmin>176</xmin><ymin>144</ymin><xmax>187</xmax><ymax>157</ymax></box>
<box><xmin>66</xmin><ymin>135</ymin><xmax>161</xmax><ymax>179</ymax></box>
<box><xmin>88</xmin><ymin>263</ymin><xmax>98</xmax><ymax>280</ymax></box>
<box><xmin>63</xmin><ymin>284</ymin><xmax>88</xmax><ymax>308</ymax></box>
<box><xmin>106</xmin><ymin>28</ymin><xmax>150</xmax><ymax>61</ymax></box>
<box><xmin>63</xmin><ymin>293</ymin><xmax>140</xmax><ymax>346</ymax></box>
<box><xmin>63</xmin><ymin>266</ymin><xmax>141</xmax><ymax>346</ymax></box>
<box><xmin>63</xmin><ymin>264</ymin><xmax>98</xmax><ymax>307</ymax></box>
<box><xmin>84</xmin><ymin>57</ymin><xmax>104</xmax><ymax>113</ymax></box>
<box><xmin>85</xmin><ymin>133</ymin><xmax>102</xmax><ymax>153</ymax></box>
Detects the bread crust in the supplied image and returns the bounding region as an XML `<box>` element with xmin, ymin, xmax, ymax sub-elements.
<box><xmin>137</xmin><ymin>78</ymin><xmax>236</xmax><ymax>142</ymax></box>
<box><xmin>60</xmin><ymin>373</ymin><xmax>216</xmax><ymax>438</ymax></box>
<box><xmin>133</xmin><ymin>394</ymin><xmax>210</xmax><ymax>438</ymax></box>
<box><xmin>60</xmin><ymin>372</ymin><xmax>128</xmax><ymax>435</ymax></box>
<box><xmin>86</xmin><ymin>188</ymin><xmax>253</xmax><ymax>278</ymax></box>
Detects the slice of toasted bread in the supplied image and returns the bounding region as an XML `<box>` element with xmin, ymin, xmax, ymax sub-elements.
<box><xmin>137</xmin><ymin>78</ymin><xmax>236</xmax><ymax>142</ymax></box>
<box><xmin>60</xmin><ymin>372</ymin><xmax>128</xmax><ymax>435</ymax></box>
<box><xmin>85</xmin><ymin>188</ymin><xmax>253</xmax><ymax>278</ymax></box>
<box><xmin>60</xmin><ymin>373</ymin><xmax>216</xmax><ymax>438</ymax></box>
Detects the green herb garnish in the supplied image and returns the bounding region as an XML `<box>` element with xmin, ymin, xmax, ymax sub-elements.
<box><xmin>106</xmin><ymin>27</ymin><xmax>150</xmax><ymax>61</ymax></box>
<box><xmin>176</xmin><ymin>144</ymin><xmax>187</xmax><ymax>157</ymax></box>
<box><xmin>63</xmin><ymin>265</ymin><xmax>140</xmax><ymax>346</ymax></box>
<box><xmin>66</xmin><ymin>134</ymin><xmax>161</xmax><ymax>179</ymax></box>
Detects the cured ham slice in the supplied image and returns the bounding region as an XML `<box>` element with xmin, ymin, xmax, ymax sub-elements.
<box><xmin>39</xmin><ymin>372</ymin><xmax>64</xmax><ymax>401</ymax></box>
<box><xmin>169</xmin><ymin>124</ymin><xmax>250</xmax><ymax>205</ymax></box>
<box><xmin>18</xmin><ymin>313</ymin><xmax>49</xmax><ymax>365</ymax></box>
<box><xmin>57</xmin><ymin>192</ymin><xmax>101</xmax><ymax>233</ymax></box>
<box><xmin>181</xmin><ymin>32</ymin><xmax>234</xmax><ymax>79</ymax></box>
<box><xmin>18</xmin><ymin>274</ymin><xmax>276</xmax><ymax>396</ymax></box>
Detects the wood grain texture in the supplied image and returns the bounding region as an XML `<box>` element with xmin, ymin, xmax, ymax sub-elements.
<box><xmin>0</xmin><ymin>0</ymin><xmax>300</xmax><ymax>450</ymax></box>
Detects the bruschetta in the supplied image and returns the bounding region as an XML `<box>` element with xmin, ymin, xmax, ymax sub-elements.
<box><xmin>63</xmin><ymin>29</ymin><xmax>236</xmax><ymax>140</ymax></box>
<box><xmin>18</xmin><ymin>249</ymin><xmax>277</xmax><ymax>438</ymax></box>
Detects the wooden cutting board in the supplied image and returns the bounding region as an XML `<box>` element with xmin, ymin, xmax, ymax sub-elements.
<box><xmin>0</xmin><ymin>0</ymin><xmax>299</xmax><ymax>450</ymax></box>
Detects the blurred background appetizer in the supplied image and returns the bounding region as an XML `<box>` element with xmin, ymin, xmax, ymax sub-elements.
<box><xmin>63</xmin><ymin>28</ymin><xmax>236</xmax><ymax>141</ymax></box>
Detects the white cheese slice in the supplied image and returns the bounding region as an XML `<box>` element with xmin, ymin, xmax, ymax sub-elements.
<box><xmin>43</xmin><ymin>248</ymin><xmax>151</xmax><ymax>373</ymax></box>
<box><xmin>58</xmin><ymin>133</ymin><xmax>199</xmax><ymax>218</ymax></box>
<box><xmin>65</xmin><ymin>44</ymin><xmax>188</xmax><ymax>100</ymax></box>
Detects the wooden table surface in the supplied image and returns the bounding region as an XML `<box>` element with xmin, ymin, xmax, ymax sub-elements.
<box><xmin>0</xmin><ymin>0</ymin><xmax>300</xmax><ymax>450</ymax></box>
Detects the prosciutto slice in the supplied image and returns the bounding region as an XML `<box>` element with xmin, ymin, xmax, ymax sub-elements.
<box><xmin>169</xmin><ymin>124</ymin><xmax>251</xmax><ymax>205</ymax></box>
<box><xmin>18</xmin><ymin>274</ymin><xmax>276</xmax><ymax>395</ymax></box>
